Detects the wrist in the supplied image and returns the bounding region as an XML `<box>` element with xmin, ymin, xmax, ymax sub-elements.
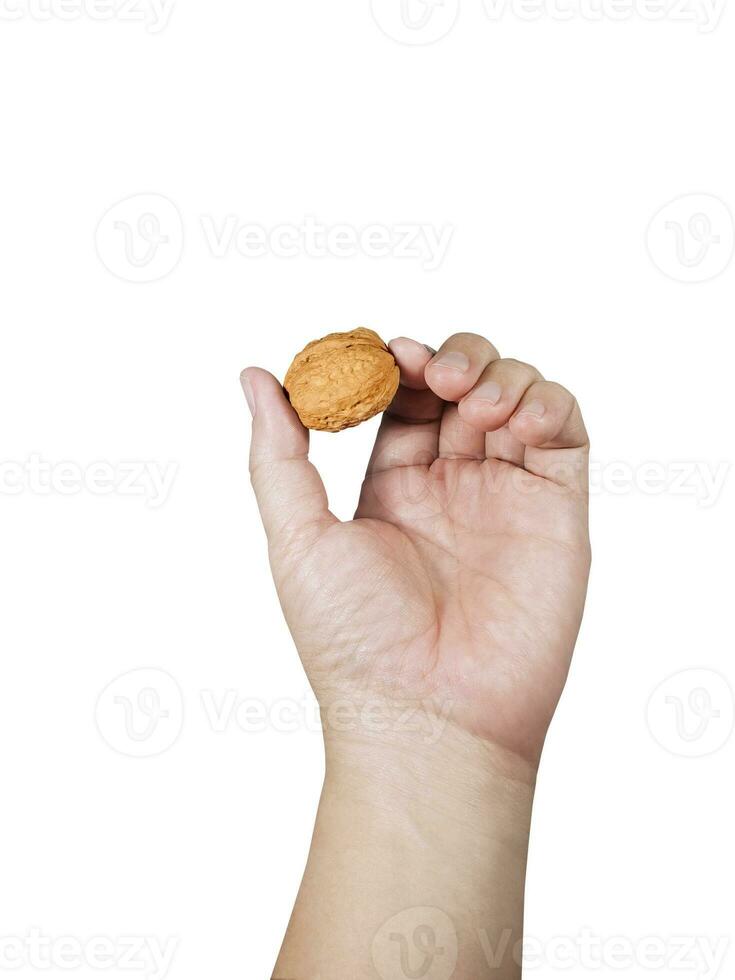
<box><xmin>276</xmin><ymin>726</ymin><xmax>534</xmax><ymax>980</ymax></box>
<box><xmin>323</xmin><ymin>716</ymin><xmax>536</xmax><ymax>883</ymax></box>
<box><xmin>275</xmin><ymin>699</ymin><xmax>537</xmax><ymax>979</ymax></box>
<box><xmin>319</xmin><ymin>690</ymin><xmax>538</xmax><ymax>792</ymax></box>
<box><xmin>324</xmin><ymin>720</ymin><xmax>533</xmax><ymax>978</ymax></box>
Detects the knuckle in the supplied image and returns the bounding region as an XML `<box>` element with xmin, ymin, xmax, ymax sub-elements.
<box><xmin>500</xmin><ymin>358</ymin><xmax>541</xmax><ymax>379</ymax></box>
<box><xmin>446</xmin><ymin>332</ymin><xmax>499</xmax><ymax>357</ymax></box>
<box><xmin>545</xmin><ymin>380</ymin><xmax>575</xmax><ymax>403</ymax></box>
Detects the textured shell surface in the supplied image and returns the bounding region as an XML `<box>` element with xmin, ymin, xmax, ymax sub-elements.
<box><xmin>284</xmin><ymin>328</ymin><xmax>400</xmax><ymax>432</ymax></box>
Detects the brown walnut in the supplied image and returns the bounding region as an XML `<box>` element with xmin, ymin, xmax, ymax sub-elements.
<box><xmin>284</xmin><ymin>328</ymin><xmax>400</xmax><ymax>432</ymax></box>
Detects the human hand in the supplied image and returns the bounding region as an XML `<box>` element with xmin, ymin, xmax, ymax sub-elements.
<box><xmin>242</xmin><ymin>332</ymin><xmax>590</xmax><ymax>769</ymax></box>
<box><xmin>242</xmin><ymin>332</ymin><xmax>591</xmax><ymax>978</ymax></box>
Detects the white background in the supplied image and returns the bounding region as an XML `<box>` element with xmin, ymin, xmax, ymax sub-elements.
<box><xmin>1</xmin><ymin>1</ymin><xmax>734</xmax><ymax>978</ymax></box>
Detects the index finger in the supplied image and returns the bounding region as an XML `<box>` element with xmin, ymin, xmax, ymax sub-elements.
<box><xmin>364</xmin><ymin>337</ymin><xmax>444</xmax><ymax>476</ymax></box>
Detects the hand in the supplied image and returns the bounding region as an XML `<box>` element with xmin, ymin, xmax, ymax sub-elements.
<box><xmin>242</xmin><ymin>332</ymin><xmax>591</xmax><ymax>978</ymax></box>
<box><xmin>242</xmin><ymin>332</ymin><xmax>590</xmax><ymax>768</ymax></box>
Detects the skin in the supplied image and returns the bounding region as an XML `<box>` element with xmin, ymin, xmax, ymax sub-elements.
<box><xmin>241</xmin><ymin>332</ymin><xmax>591</xmax><ymax>979</ymax></box>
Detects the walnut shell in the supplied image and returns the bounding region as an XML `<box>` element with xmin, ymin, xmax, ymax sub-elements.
<box><xmin>284</xmin><ymin>328</ymin><xmax>400</xmax><ymax>432</ymax></box>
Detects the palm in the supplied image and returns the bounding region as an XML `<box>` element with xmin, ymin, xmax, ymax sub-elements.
<box><xmin>272</xmin><ymin>455</ymin><xmax>589</xmax><ymax>762</ymax></box>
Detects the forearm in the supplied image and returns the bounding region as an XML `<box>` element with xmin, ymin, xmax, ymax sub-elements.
<box><xmin>274</xmin><ymin>723</ymin><xmax>536</xmax><ymax>979</ymax></box>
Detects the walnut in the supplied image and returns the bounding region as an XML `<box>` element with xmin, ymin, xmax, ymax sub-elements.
<box><xmin>284</xmin><ymin>328</ymin><xmax>400</xmax><ymax>432</ymax></box>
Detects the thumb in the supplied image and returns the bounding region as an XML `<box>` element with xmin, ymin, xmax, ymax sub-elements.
<box><xmin>240</xmin><ymin>367</ymin><xmax>336</xmax><ymax>549</ymax></box>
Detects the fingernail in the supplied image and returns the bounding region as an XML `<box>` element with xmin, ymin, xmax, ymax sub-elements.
<box><xmin>389</xmin><ymin>337</ymin><xmax>429</xmax><ymax>357</ymax></box>
<box><xmin>470</xmin><ymin>380</ymin><xmax>502</xmax><ymax>405</ymax></box>
<box><xmin>517</xmin><ymin>400</ymin><xmax>546</xmax><ymax>420</ymax></box>
<box><xmin>240</xmin><ymin>372</ymin><xmax>255</xmax><ymax>416</ymax></box>
<box><xmin>431</xmin><ymin>351</ymin><xmax>470</xmax><ymax>373</ymax></box>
